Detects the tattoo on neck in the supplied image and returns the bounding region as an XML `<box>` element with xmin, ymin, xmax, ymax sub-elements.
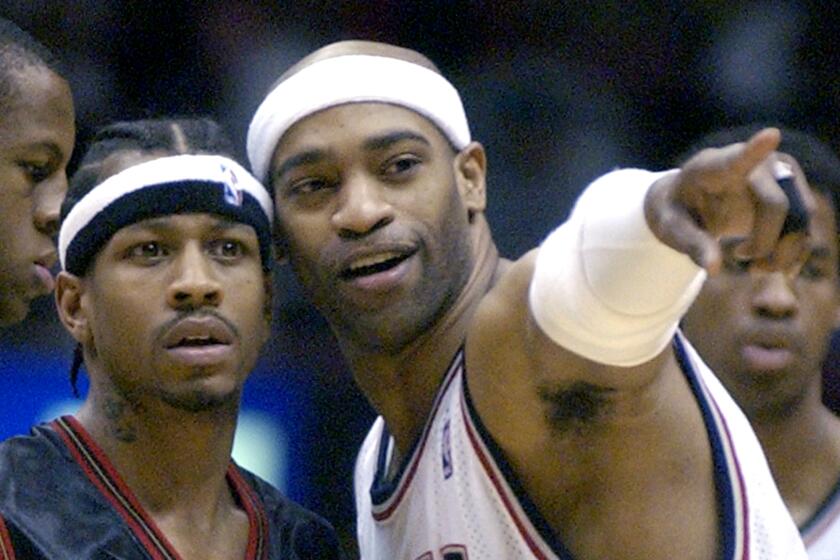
<box><xmin>102</xmin><ymin>397</ymin><xmax>138</xmax><ymax>443</ymax></box>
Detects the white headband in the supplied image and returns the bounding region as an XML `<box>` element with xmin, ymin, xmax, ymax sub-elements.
<box><xmin>247</xmin><ymin>54</ymin><xmax>472</xmax><ymax>183</ymax></box>
<box><xmin>59</xmin><ymin>154</ymin><xmax>274</xmax><ymax>272</ymax></box>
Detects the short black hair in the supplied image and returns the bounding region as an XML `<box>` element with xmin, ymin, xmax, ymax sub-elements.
<box><xmin>64</xmin><ymin>116</ymin><xmax>238</xmax><ymax>396</ymax></box>
<box><xmin>676</xmin><ymin>124</ymin><xmax>840</xmax><ymax>231</ymax></box>
<box><xmin>0</xmin><ymin>17</ymin><xmax>63</xmax><ymax>110</ymax></box>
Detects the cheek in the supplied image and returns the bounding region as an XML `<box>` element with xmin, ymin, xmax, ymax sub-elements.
<box><xmin>0</xmin><ymin>197</ymin><xmax>33</xmax><ymax>262</ymax></box>
<box><xmin>88</xmin><ymin>291</ymin><xmax>152</xmax><ymax>356</ymax></box>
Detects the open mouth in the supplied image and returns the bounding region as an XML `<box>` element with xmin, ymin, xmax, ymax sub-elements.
<box><xmin>168</xmin><ymin>335</ymin><xmax>225</xmax><ymax>349</ymax></box>
<box><xmin>340</xmin><ymin>251</ymin><xmax>413</xmax><ymax>280</ymax></box>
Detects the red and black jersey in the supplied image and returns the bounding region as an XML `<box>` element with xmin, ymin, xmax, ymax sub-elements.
<box><xmin>0</xmin><ymin>416</ymin><xmax>341</xmax><ymax>560</ymax></box>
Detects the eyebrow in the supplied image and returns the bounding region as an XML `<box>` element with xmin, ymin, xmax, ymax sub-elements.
<box><xmin>362</xmin><ymin>129</ymin><xmax>431</xmax><ymax>152</ymax></box>
<box><xmin>808</xmin><ymin>246</ymin><xmax>831</xmax><ymax>259</ymax></box>
<box><xmin>19</xmin><ymin>141</ymin><xmax>64</xmax><ymax>162</ymax></box>
<box><xmin>272</xmin><ymin>129</ymin><xmax>432</xmax><ymax>182</ymax></box>
<box><xmin>273</xmin><ymin>149</ymin><xmax>329</xmax><ymax>183</ymax></box>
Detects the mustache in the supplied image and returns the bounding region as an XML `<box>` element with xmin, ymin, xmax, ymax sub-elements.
<box><xmin>155</xmin><ymin>309</ymin><xmax>240</xmax><ymax>343</ymax></box>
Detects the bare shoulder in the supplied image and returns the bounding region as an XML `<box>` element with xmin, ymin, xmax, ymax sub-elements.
<box><xmin>465</xmin><ymin>250</ymin><xmax>601</xmax><ymax>452</ymax></box>
<box><xmin>464</xmin><ymin>244</ymin><xmax>687</xmax><ymax>463</ymax></box>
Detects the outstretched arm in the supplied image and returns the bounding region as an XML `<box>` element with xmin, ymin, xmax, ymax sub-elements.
<box><xmin>467</xmin><ymin>128</ymin><xmax>814</xmax><ymax>425</ymax></box>
<box><xmin>526</xmin><ymin>127</ymin><xmax>813</xmax><ymax>371</ymax></box>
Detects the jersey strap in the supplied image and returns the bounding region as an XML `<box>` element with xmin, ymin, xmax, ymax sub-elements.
<box><xmin>674</xmin><ymin>335</ymin><xmax>750</xmax><ymax>560</ymax></box>
<box><xmin>371</xmin><ymin>349</ymin><xmax>465</xmax><ymax>520</ymax></box>
<box><xmin>0</xmin><ymin>515</ymin><xmax>15</xmax><ymax>560</ymax></box>
<box><xmin>801</xmin><ymin>473</ymin><xmax>840</xmax><ymax>548</ymax></box>
<box><xmin>51</xmin><ymin>415</ymin><xmax>268</xmax><ymax>560</ymax></box>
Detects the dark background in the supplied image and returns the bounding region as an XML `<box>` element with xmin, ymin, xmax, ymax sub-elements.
<box><xmin>2</xmin><ymin>2</ymin><xmax>839</xmax><ymax>557</ymax></box>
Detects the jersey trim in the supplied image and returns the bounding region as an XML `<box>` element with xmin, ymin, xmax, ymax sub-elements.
<box><xmin>370</xmin><ymin>350</ymin><xmax>465</xmax><ymax>521</ymax></box>
<box><xmin>800</xmin><ymin>472</ymin><xmax>840</xmax><ymax>546</ymax></box>
<box><xmin>227</xmin><ymin>465</ymin><xmax>270</xmax><ymax>559</ymax></box>
<box><xmin>460</xmin><ymin>336</ymin><xmax>751</xmax><ymax>560</ymax></box>
<box><xmin>674</xmin><ymin>335</ymin><xmax>750</xmax><ymax>560</ymax></box>
<box><xmin>0</xmin><ymin>515</ymin><xmax>15</xmax><ymax>560</ymax></box>
<box><xmin>461</xmin><ymin>365</ymin><xmax>572</xmax><ymax>560</ymax></box>
<box><xmin>51</xmin><ymin>415</ymin><xmax>268</xmax><ymax>560</ymax></box>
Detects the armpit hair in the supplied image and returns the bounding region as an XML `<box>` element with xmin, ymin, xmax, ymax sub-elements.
<box><xmin>538</xmin><ymin>380</ymin><xmax>615</xmax><ymax>432</ymax></box>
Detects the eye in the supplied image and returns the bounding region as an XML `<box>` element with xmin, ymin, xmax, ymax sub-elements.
<box><xmin>126</xmin><ymin>241</ymin><xmax>168</xmax><ymax>262</ymax></box>
<box><xmin>800</xmin><ymin>258</ymin><xmax>830</xmax><ymax>281</ymax></box>
<box><xmin>722</xmin><ymin>254</ymin><xmax>751</xmax><ymax>275</ymax></box>
<box><xmin>209</xmin><ymin>239</ymin><xmax>245</xmax><ymax>259</ymax></box>
<box><xmin>382</xmin><ymin>154</ymin><xmax>421</xmax><ymax>177</ymax></box>
<box><xmin>288</xmin><ymin>177</ymin><xmax>331</xmax><ymax>196</ymax></box>
<box><xmin>18</xmin><ymin>161</ymin><xmax>51</xmax><ymax>184</ymax></box>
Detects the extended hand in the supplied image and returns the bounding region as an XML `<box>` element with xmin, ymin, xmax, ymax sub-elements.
<box><xmin>644</xmin><ymin>128</ymin><xmax>814</xmax><ymax>275</ymax></box>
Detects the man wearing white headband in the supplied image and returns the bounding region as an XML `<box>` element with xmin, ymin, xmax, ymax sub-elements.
<box><xmin>249</xmin><ymin>40</ymin><xmax>810</xmax><ymax>559</ymax></box>
<box><xmin>0</xmin><ymin>118</ymin><xmax>342</xmax><ymax>559</ymax></box>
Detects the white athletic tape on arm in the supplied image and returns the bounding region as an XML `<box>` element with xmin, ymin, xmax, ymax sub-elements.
<box><xmin>247</xmin><ymin>54</ymin><xmax>471</xmax><ymax>182</ymax></box>
<box><xmin>529</xmin><ymin>169</ymin><xmax>706</xmax><ymax>366</ymax></box>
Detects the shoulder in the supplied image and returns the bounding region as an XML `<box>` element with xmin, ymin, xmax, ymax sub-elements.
<box><xmin>234</xmin><ymin>469</ymin><xmax>344</xmax><ymax>560</ymax></box>
<box><xmin>0</xmin><ymin>423</ymin><xmax>69</xmax><ymax>493</ymax></box>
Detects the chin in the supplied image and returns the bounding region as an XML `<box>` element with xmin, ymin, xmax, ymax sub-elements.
<box><xmin>160</xmin><ymin>385</ymin><xmax>241</xmax><ymax>413</ymax></box>
<box><xmin>0</xmin><ymin>297</ymin><xmax>30</xmax><ymax>327</ymax></box>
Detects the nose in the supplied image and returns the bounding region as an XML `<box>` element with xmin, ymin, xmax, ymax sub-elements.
<box><xmin>33</xmin><ymin>172</ymin><xmax>68</xmax><ymax>238</ymax></box>
<box><xmin>166</xmin><ymin>243</ymin><xmax>223</xmax><ymax>309</ymax></box>
<box><xmin>752</xmin><ymin>270</ymin><xmax>798</xmax><ymax>320</ymax></box>
<box><xmin>331</xmin><ymin>172</ymin><xmax>393</xmax><ymax>238</ymax></box>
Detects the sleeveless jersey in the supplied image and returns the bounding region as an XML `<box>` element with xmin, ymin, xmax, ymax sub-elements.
<box><xmin>354</xmin><ymin>334</ymin><xmax>807</xmax><ymax>559</ymax></box>
<box><xmin>802</xmin><ymin>474</ymin><xmax>840</xmax><ymax>559</ymax></box>
<box><xmin>0</xmin><ymin>415</ymin><xmax>342</xmax><ymax>560</ymax></box>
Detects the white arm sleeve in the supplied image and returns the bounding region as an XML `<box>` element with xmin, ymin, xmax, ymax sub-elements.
<box><xmin>528</xmin><ymin>168</ymin><xmax>707</xmax><ymax>366</ymax></box>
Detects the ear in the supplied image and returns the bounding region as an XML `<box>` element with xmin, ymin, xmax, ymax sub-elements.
<box><xmin>55</xmin><ymin>271</ymin><xmax>92</xmax><ymax>346</ymax></box>
<box><xmin>453</xmin><ymin>141</ymin><xmax>487</xmax><ymax>219</ymax></box>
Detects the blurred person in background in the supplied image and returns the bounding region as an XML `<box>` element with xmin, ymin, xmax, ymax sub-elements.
<box><xmin>247</xmin><ymin>40</ymin><xmax>810</xmax><ymax>559</ymax></box>
<box><xmin>0</xmin><ymin>118</ymin><xmax>342</xmax><ymax>560</ymax></box>
<box><xmin>681</xmin><ymin>125</ymin><xmax>840</xmax><ymax>559</ymax></box>
<box><xmin>0</xmin><ymin>17</ymin><xmax>74</xmax><ymax>328</ymax></box>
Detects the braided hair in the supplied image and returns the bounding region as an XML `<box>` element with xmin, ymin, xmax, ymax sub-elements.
<box><xmin>64</xmin><ymin>117</ymin><xmax>239</xmax><ymax>396</ymax></box>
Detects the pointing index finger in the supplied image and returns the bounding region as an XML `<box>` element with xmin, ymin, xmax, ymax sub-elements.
<box><xmin>726</xmin><ymin>127</ymin><xmax>781</xmax><ymax>178</ymax></box>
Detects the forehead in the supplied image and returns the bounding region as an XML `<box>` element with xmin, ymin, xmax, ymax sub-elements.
<box><xmin>271</xmin><ymin>102</ymin><xmax>451</xmax><ymax>166</ymax></box>
<box><xmin>0</xmin><ymin>65</ymin><xmax>74</xmax><ymax>151</ymax></box>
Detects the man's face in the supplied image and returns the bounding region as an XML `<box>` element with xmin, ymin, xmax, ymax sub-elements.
<box><xmin>682</xmin><ymin>192</ymin><xmax>840</xmax><ymax>419</ymax></box>
<box><xmin>269</xmin><ymin>102</ymin><xmax>479</xmax><ymax>353</ymax></box>
<box><xmin>74</xmin><ymin>213</ymin><xmax>269</xmax><ymax>412</ymax></box>
<box><xmin>0</xmin><ymin>66</ymin><xmax>75</xmax><ymax>325</ymax></box>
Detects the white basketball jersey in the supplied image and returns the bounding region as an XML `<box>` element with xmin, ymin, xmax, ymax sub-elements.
<box><xmin>354</xmin><ymin>334</ymin><xmax>807</xmax><ymax>560</ymax></box>
<box><xmin>802</xmin><ymin>476</ymin><xmax>840</xmax><ymax>559</ymax></box>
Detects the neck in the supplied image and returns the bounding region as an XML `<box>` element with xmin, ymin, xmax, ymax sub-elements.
<box><xmin>749</xmin><ymin>384</ymin><xmax>840</xmax><ymax>525</ymax></box>
<box><xmin>75</xmin><ymin>384</ymin><xmax>239</xmax><ymax>517</ymax></box>
<box><xmin>348</xmin><ymin>216</ymin><xmax>505</xmax><ymax>454</ymax></box>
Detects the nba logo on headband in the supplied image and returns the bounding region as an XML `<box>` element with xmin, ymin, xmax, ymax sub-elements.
<box><xmin>221</xmin><ymin>163</ymin><xmax>243</xmax><ymax>207</ymax></box>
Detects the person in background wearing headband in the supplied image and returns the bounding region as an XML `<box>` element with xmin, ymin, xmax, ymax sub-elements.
<box><xmin>248</xmin><ymin>40</ymin><xmax>812</xmax><ymax>559</ymax></box>
<box><xmin>0</xmin><ymin>17</ymin><xmax>74</xmax><ymax>327</ymax></box>
<box><xmin>679</xmin><ymin>125</ymin><xmax>840</xmax><ymax>560</ymax></box>
<box><xmin>0</xmin><ymin>118</ymin><xmax>343</xmax><ymax>560</ymax></box>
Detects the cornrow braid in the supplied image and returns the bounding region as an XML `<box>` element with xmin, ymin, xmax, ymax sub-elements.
<box><xmin>0</xmin><ymin>17</ymin><xmax>63</xmax><ymax>110</ymax></box>
<box><xmin>63</xmin><ymin>117</ymin><xmax>240</xmax><ymax>396</ymax></box>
